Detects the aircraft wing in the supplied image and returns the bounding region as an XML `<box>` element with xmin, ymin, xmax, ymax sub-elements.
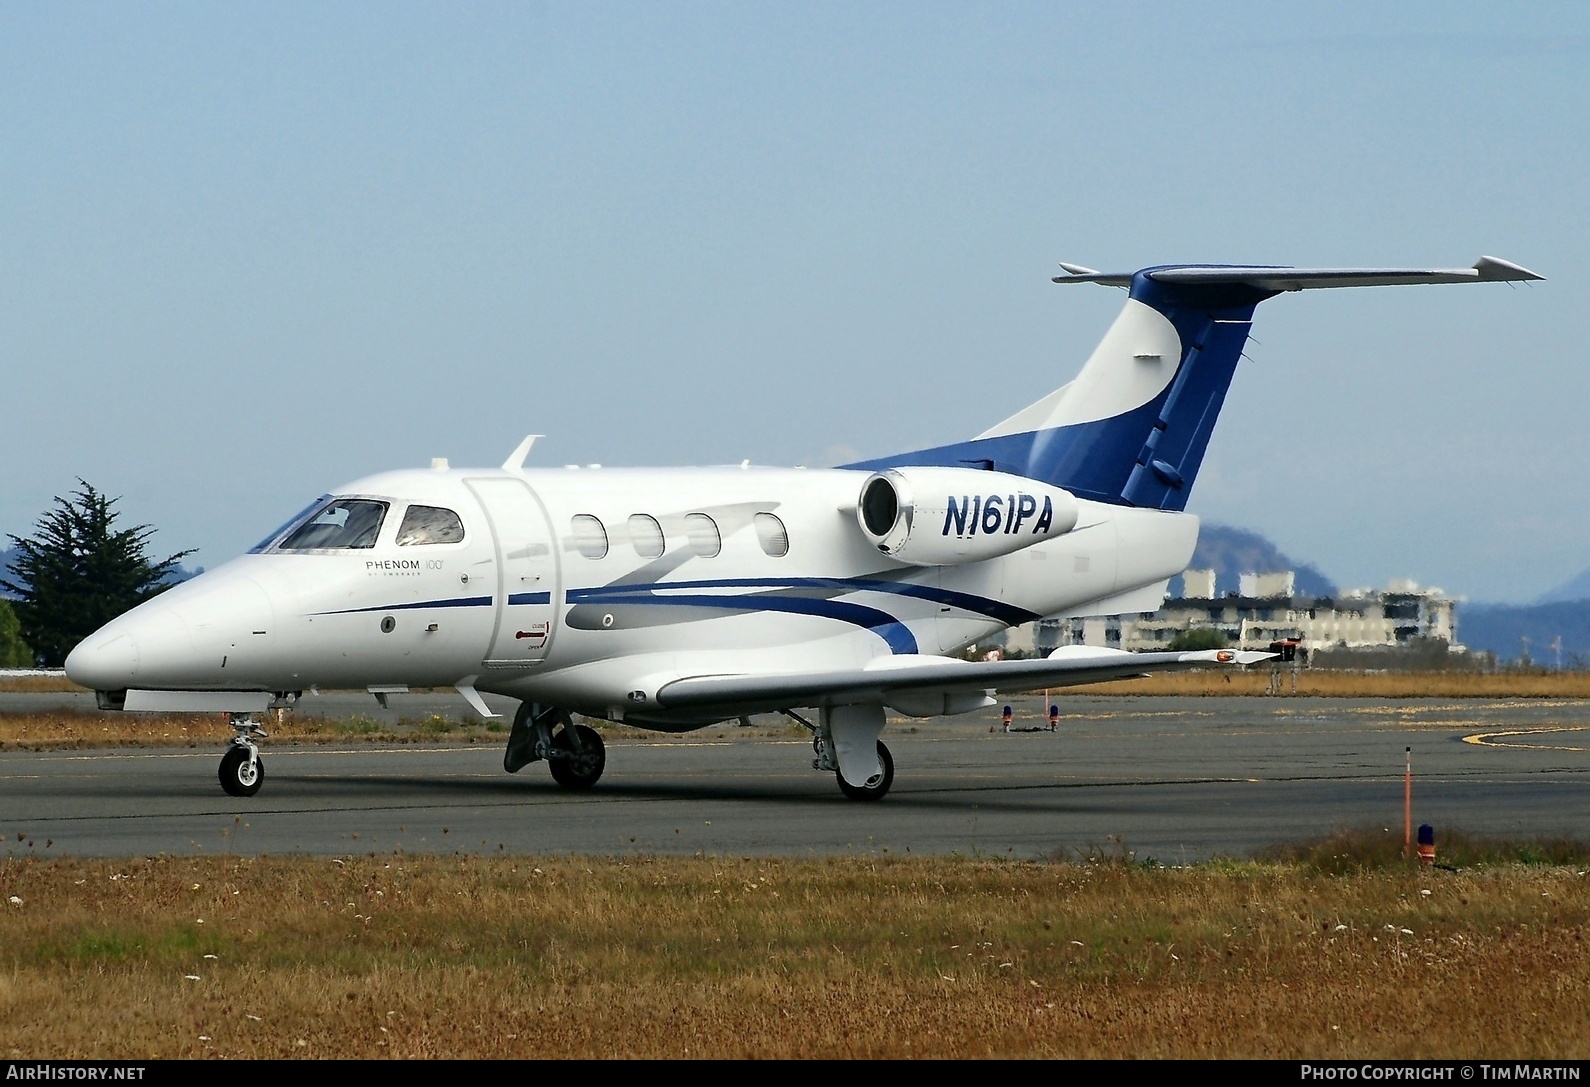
<box><xmin>653</xmin><ymin>646</ymin><xmax>1273</xmax><ymax>716</ymax></box>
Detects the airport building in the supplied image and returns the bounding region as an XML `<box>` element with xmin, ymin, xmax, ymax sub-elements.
<box><xmin>1005</xmin><ymin>571</ymin><xmax>1459</xmax><ymax>660</ymax></box>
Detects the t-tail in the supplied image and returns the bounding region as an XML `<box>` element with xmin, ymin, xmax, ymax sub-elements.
<box><xmin>848</xmin><ymin>257</ymin><xmax>1541</xmax><ymax>511</ymax></box>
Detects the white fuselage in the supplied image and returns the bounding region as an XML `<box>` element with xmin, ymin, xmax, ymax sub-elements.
<box><xmin>66</xmin><ymin>463</ymin><xmax>1197</xmax><ymax>728</ymax></box>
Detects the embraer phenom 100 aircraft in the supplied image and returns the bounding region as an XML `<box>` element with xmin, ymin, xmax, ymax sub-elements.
<box><xmin>66</xmin><ymin>258</ymin><xmax>1539</xmax><ymax>800</ymax></box>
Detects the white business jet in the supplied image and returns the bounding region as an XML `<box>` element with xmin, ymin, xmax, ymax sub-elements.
<box><xmin>65</xmin><ymin>257</ymin><xmax>1539</xmax><ymax>799</ymax></box>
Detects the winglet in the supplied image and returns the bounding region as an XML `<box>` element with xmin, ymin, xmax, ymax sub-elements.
<box><xmin>1053</xmin><ymin>262</ymin><xmax>1132</xmax><ymax>287</ymax></box>
<box><xmin>502</xmin><ymin>434</ymin><xmax>542</xmax><ymax>472</ymax></box>
<box><xmin>1474</xmin><ymin>255</ymin><xmax>1544</xmax><ymax>282</ymax></box>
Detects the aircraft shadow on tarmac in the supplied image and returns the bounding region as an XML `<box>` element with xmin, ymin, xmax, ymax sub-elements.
<box><xmin>171</xmin><ymin>769</ymin><xmax>1172</xmax><ymax>816</ymax></box>
<box><xmin>39</xmin><ymin>770</ymin><xmax>1144</xmax><ymax>816</ymax></box>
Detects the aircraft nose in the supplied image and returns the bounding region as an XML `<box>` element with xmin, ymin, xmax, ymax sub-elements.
<box><xmin>65</xmin><ymin>629</ymin><xmax>139</xmax><ymax>691</ymax></box>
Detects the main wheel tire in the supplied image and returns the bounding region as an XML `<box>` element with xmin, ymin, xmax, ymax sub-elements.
<box><xmin>548</xmin><ymin>724</ymin><xmax>606</xmax><ymax>789</ymax></box>
<box><xmin>836</xmin><ymin>740</ymin><xmax>893</xmax><ymax>801</ymax></box>
<box><xmin>219</xmin><ymin>746</ymin><xmax>264</xmax><ymax>797</ymax></box>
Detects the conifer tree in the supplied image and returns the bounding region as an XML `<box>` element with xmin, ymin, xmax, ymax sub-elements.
<box><xmin>1</xmin><ymin>482</ymin><xmax>193</xmax><ymax>667</ymax></box>
<box><xmin>0</xmin><ymin>600</ymin><xmax>32</xmax><ymax>667</ymax></box>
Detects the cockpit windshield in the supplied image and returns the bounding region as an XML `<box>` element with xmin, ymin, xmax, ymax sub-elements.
<box><xmin>248</xmin><ymin>495</ymin><xmax>332</xmax><ymax>553</ymax></box>
<box><xmin>276</xmin><ymin>498</ymin><xmax>389</xmax><ymax>551</ymax></box>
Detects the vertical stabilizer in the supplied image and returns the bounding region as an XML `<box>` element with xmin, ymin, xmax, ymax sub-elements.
<box><xmin>846</xmin><ymin>258</ymin><xmax>1539</xmax><ymax>510</ymax></box>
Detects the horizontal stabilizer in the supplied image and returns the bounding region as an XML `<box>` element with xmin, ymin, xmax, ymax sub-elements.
<box><xmin>1053</xmin><ymin>256</ymin><xmax>1543</xmax><ymax>291</ymax></box>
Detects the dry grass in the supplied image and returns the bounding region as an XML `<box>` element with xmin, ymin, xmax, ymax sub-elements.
<box><xmin>0</xmin><ymin>676</ymin><xmax>82</xmax><ymax>693</ymax></box>
<box><xmin>0</xmin><ymin>851</ymin><xmax>1586</xmax><ymax>1059</ymax></box>
<box><xmin>1068</xmin><ymin>669</ymin><xmax>1590</xmax><ymax>698</ymax></box>
<box><xmin>0</xmin><ymin>709</ymin><xmax>506</xmax><ymax>751</ymax></box>
<box><xmin>0</xmin><ymin>709</ymin><xmax>804</xmax><ymax>750</ymax></box>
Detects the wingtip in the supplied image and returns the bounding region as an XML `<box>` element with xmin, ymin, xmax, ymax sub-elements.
<box><xmin>1052</xmin><ymin>263</ymin><xmax>1133</xmax><ymax>287</ymax></box>
<box><xmin>1177</xmin><ymin>649</ymin><xmax>1275</xmax><ymax>666</ymax></box>
<box><xmin>1475</xmin><ymin>255</ymin><xmax>1545</xmax><ymax>282</ymax></box>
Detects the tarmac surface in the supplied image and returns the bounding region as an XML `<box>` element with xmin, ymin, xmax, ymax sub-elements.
<box><xmin>1</xmin><ymin>690</ymin><xmax>1586</xmax><ymax>861</ymax></box>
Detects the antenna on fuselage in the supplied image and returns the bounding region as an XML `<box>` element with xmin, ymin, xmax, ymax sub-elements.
<box><xmin>502</xmin><ymin>434</ymin><xmax>543</xmax><ymax>472</ymax></box>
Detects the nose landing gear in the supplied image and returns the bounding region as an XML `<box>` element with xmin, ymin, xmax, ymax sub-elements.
<box><xmin>219</xmin><ymin>713</ymin><xmax>266</xmax><ymax>797</ymax></box>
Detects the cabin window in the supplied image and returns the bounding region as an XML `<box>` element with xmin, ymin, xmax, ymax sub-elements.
<box><xmin>570</xmin><ymin>515</ymin><xmax>609</xmax><ymax>559</ymax></box>
<box><xmin>683</xmin><ymin>513</ymin><xmax>721</xmax><ymax>558</ymax></box>
<box><xmin>278</xmin><ymin>498</ymin><xmax>388</xmax><ymax>550</ymax></box>
<box><xmin>396</xmin><ymin>505</ymin><xmax>465</xmax><ymax>546</ymax></box>
<box><xmin>754</xmin><ymin>512</ymin><xmax>788</xmax><ymax>557</ymax></box>
<box><xmin>628</xmin><ymin>514</ymin><xmax>665</xmax><ymax>559</ymax></box>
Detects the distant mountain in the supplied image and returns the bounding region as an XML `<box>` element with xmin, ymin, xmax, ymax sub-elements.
<box><xmin>1538</xmin><ymin>568</ymin><xmax>1590</xmax><ymax>605</ymax></box>
<box><xmin>1169</xmin><ymin>524</ymin><xmax>1338</xmax><ymax>599</ymax></box>
<box><xmin>1459</xmin><ymin>601</ymin><xmax>1590</xmax><ymax>666</ymax></box>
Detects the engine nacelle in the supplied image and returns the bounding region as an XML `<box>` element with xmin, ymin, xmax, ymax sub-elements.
<box><xmin>855</xmin><ymin>467</ymin><xmax>1080</xmax><ymax>566</ymax></box>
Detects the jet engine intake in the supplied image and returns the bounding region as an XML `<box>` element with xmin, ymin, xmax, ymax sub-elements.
<box><xmin>855</xmin><ymin>467</ymin><xmax>1079</xmax><ymax>566</ymax></box>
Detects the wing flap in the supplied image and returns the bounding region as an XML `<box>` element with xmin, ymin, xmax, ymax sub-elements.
<box><xmin>654</xmin><ymin>648</ymin><xmax>1271</xmax><ymax>714</ymax></box>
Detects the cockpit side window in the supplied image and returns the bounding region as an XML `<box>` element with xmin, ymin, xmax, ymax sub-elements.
<box><xmin>249</xmin><ymin>495</ymin><xmax>332</xmax><ymax>553</ymax></box>
<box><xmin>396</xmin><ymin>505</ymin><xmax>465</xmax><ymax>546</ymax></box>
<box><xmin>278</xmin><ymin>499</ymin><xmax>389</xmax><ymax>550</ymax></box>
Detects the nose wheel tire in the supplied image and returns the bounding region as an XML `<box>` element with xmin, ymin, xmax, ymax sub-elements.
<box><xmin>548</xmin><ymin>724</ymin><xmax>606</xmax><ymax>789</ymax></box>
<box><xmin>837</xmin><ymin>740</ymin><xmax>893</xmax><ymax>801</ymax></box>
<box><xmin>219</xmin><ymin>746</ymin><xmax>264</xmax><ymax>797</ymax></box>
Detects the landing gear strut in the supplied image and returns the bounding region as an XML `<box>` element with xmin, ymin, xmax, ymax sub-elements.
<box><xmin>784</xmin><ymin>707</ymin><xmax>895</xmax><ymax>801</ymax></box>
<box><xmin>504</xmin><ymin>702</ymin><xmax>607</xmax><ymax>789</ymax></box>
<box><xmin>219</xmin><ymin>713</ymin><xmax>266</xmax><ymax>797</ymax></box>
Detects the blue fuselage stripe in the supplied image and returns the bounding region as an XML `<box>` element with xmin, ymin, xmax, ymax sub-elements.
<box><xmin>581</xmin><ymin>591</ymin><xmax>919</xmax><ymax>654</ymax></box>
<box><xmin>568</xmin><ymin>576</ymin><xmax>1037</xmax><ymax>625</ymax></box>
<box><xmin>312</xmin><ymin>576</ymin><xmax>1012</xmax><ymax>656</ymax></box>
<box><xmin>314</xmin><ymin>595</ymin><xmax>493</xmax><ymax>616</ymax></box>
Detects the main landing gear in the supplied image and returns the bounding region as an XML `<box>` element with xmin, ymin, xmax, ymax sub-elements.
<box><xmin>504</xmin><ymin>702</ymin><xmax>607</xmax><ymax>790</ymax></box>
<box><xmin>219</xmin><ymin>713</ymin><xmax>266</xmax><ymax>797</ymax></box>
<box><xmin>785</xmin><ymin>706</ymin><xmax>895</xmax><ymax>801</ymax></box>
<box><xmin>835</xmin><ymin>741</ymin><xmax>894</xmax><ymax>801</ymax></box>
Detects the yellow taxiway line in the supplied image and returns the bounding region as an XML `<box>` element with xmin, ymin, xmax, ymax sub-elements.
<box><xmin>1461</xmin><ymin>725</ymin><xmax>1589</xmax><ymax>752</ymax></box>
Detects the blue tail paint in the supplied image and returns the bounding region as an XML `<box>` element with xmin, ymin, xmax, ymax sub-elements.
<box><xmin>846</xmin><ymin>270</ymin><xmax>1279</xmax><ymax>511</ymax></box>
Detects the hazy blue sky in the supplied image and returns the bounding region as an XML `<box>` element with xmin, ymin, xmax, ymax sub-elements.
<box><xmin>2</xmin><ymin>3</ymin><xmax>1584</xmax><ymax>602</ymax></box>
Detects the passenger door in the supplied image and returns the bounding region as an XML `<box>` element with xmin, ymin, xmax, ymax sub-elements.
<box><xmin>465</xmin><ymin>477</ymin><xmax>560</xmax><ymax>667</ymax></box>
